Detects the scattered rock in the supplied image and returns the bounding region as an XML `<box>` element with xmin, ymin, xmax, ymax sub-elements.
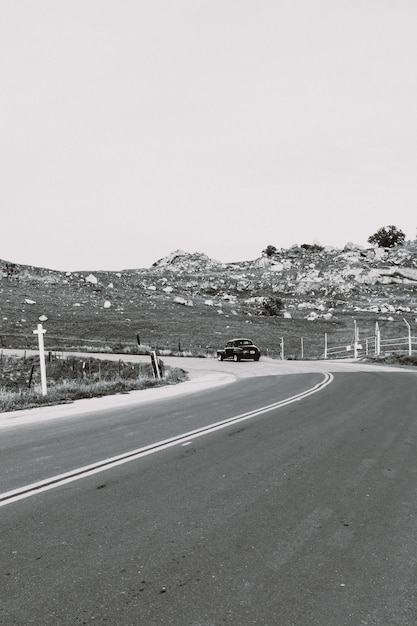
<box><xmin>85</xmin><ymin>274</ymin><xmax>98</xmax><ymax>285</ymax></box>
<box><xmin>173</xmin><ymin>296</ymin><xmax>193</xmax><ymax>307</ymax></box>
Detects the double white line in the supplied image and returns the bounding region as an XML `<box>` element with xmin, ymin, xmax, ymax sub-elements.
<box><xmin>1</xmin><ymin>372</ymin><xmax>333</xmax><ymax>507</ymax></box>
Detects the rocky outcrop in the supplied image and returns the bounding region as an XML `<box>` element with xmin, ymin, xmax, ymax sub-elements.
<box><xmin>152</xmin><ymin>250</ymin><xmax>223</xmax><ymax>272</ymax></box>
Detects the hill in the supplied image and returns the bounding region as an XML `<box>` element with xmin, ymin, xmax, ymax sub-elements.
<box><xmin>1</xmin><ymin>242</ymin><xmax>417</xmax><ymax>359</ymax></box>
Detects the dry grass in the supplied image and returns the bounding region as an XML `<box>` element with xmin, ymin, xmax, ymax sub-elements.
<box><xmin>1</xmin><ymin>260</ymin><xmax>415</xmax><ymax>361</ymax></box>
<box><xmin>0</xmin><ymin>354</ymin><xmax>188</xmax><ymax>412</ymax></box>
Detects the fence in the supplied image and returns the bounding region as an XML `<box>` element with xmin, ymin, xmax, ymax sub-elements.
<box><xmin>323</xmin><ymin>319</ymin><xmax>417</xmax><ymax>360</ymax></box>
<box><xmin>2</xmin><ymin>317</ymin><xmax>417</xmax><ymax>363</ymax></box>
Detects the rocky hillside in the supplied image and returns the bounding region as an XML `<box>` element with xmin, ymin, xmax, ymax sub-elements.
<box><xmin>150</xmin><ymin>242</ymin><xmax>417</xmax><ymax>317</ymax></box>
<box><xmin>1</xmin><ymin>242</ymin><xmax>416</xmax><ymax>358</ymax></box>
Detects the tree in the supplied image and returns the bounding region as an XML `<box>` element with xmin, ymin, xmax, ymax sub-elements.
<box><xmin>263</xmin><ymin>245</ymin><xmax>277</xmax><ymax>257</ymax></box>
<box><xmin>367</xmin><ymin>225</ymin><xmax>406</xmax><ymax>248</ymax></box>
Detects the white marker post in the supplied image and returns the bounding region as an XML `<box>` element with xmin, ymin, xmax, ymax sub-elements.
<box><xmin>33</xmin><ymin>323</ymin><xmax>47</xmax><ymax>395</ymax></box>
<box><xmin>353</xmin><ymin>319</ymin><xmax>359</xmax><ymax>360</ymax></box>
<box><xmin>403</xmin><ymin>318</ymin><xmax>412</xmax><ymax>356</ymax></box>
<box><xmin>375</xmin><ymin>321</ymin><xmax>380</xmax><ymax>356</ymax></box>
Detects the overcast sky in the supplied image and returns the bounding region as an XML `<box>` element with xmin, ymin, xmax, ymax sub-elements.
<box><xmin>1</xmin><ymin>1</ymin><xmax>416</xmax><ymax>271</ymax></box>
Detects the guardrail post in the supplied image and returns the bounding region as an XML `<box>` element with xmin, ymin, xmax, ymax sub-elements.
<box><xmin>324</xmin><ymin>333</ymin><xmax>328</xmax><ymax>359</ymax></box>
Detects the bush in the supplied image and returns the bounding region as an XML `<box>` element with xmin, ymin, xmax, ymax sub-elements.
<box><xmin>263</xmin><ymin>245</ymin><xmax>277</xmax><ymax>257</ymax></box>
<box><xmin>261</xmin><ymin>297</ymin><xmax>283</xmax><ymax>316</ymax></box>
<box><xmin>301</xmin><ymin>243</ymin><xmax>324</xmax><ymax>252</ymax></box>
<box><xmin>367</xmin><ymin>225</ymin><xmax>406</xmax><ymax>248</ymax></box>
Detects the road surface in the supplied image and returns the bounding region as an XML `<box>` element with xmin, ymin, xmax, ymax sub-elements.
<box><xmin>1</xmin><ymin>358</ymin><xmax>417</xmax><ymax>625</ymax></box>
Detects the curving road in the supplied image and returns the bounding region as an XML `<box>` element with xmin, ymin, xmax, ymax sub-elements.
<box><xmin>1</xmin><ymin>358</ymin><xmax>417</xmax><ymax>625</ymax></box>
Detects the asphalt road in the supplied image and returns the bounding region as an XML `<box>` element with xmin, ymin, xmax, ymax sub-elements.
<box><xmin>1</xmin><ymin>359</ymin><xmax>417</xmax><ymax>625</ymax></box>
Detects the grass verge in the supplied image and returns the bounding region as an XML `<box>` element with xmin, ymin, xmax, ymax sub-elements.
<box><xmin>0</xmin><ymin>355</ymin><xmax>188</xmax><ymax>413</ymax></box>
<box><xmin>365</xmin><ymin>353</ymin><xmax>417</xmax><ymax>367</ymax></box>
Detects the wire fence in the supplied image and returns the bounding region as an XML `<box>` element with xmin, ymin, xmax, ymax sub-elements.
<box><xmin>323</xmin><ymin>319</ymin><xmax>417</xmax><ymax>360</ymax></box>
<box><xmin>2</xmin><ymin>318</ymin><xmax>417</xmax><ymax>362</ymax></box>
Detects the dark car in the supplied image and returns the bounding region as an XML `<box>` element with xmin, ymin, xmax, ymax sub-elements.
<box><xmin>217</xmin><ymin>338</ymin><xmax>261</xmax><ymax>362</ymax></box>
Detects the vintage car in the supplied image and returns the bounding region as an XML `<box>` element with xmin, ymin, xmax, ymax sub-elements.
<box><xmin>217</xmin><ymin>338</ymin><xmax>261</xmax><ymax>362</ymax></box>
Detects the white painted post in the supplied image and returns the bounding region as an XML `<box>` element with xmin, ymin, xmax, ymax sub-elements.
<box><xmin>403</xmin><ymin>318</ymin><xmax>412</xmax><ymax>356</ymax></box>
<box><xmin>375</xmin><ymin>322</ymin><xmax>380</xmax><ymax>355</ymax></box>
<box><xmin>280</xmin><ymin>337</ymin><xmax>284</xmax><ymax>361</ymax></box>
<box><xmin>33</xmin><ymin>323</ymin><xmax>47</xmax><ymax>395</ymax></box>
<box><xmin>324</xmin><ymin>333</ymin><xmax>328</xmax><ymax>359</ymax></box>
<box><xmin>353</xmin><ymin>320</ymin><xmax>358</xmax><ymax>359</ymax></box>
<box><xmin>301</xmin><ymin>337</ymin><xmax>304</xmax><ymax>360</ymax></box>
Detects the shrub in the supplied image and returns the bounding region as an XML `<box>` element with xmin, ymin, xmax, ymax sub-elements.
<box><xmin>261</xmin><ymin>297</ymin><xmax>283</xmax><ymax>316</ymax></box>
<box><xmin>263</xmin><ymin>245</ymin><xmax>277</xmax><ymax>257</ymax></box>
<box><xmin>301</xmin><ymin>243</ymin><xmax>324</xmax><ymax>252</ymax></box>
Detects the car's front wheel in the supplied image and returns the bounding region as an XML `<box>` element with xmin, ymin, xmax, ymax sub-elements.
<box><xmin>233</xmin><ymin>354</ymin><xmax>240</xmax><ymax>362</ymax></box>
<box><xmin>217</xmin><ymin>353</ymin><xmax>224</xmax><ymax>361</ymax></box>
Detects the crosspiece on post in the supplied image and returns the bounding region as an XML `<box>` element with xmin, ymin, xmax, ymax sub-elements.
<box><xmin>33</xmin><ymin>323</ymin><xmax>47</xmax><ymax>396</ymax></box>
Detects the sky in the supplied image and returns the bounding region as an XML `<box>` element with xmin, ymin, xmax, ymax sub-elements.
<box><xmin>1</xmin><ymin>0</ymin><xmax>416</xmax><ymax>271</ymax></box>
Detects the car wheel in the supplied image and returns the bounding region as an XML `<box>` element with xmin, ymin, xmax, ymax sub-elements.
<box><xmin>233</xmin><ymin>354</ymin><xmax>240</xmax><ymax>362</ymax></box>
<box><xmin>217</xmin><ymin>354</ymin><xmax>224</xmax><ymax>361</ymax></box>
<box><xmin>254</xmin><ymin>355</ymin><xmax>260</xmax><ymax>361</ymax></box>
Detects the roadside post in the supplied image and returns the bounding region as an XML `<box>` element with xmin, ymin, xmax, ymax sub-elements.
<box><xmin>33</xmin><ymin>323</ymin><xmax>47</xmax><ymax>395</ymax></box>
<box><xmin>150</xmin><ymin>351</ymin><xmax>162</xmax><ymax>379</ymax></box>
<box><xmin>353</xmin><ymin>319</ymin><xmax>361</xmax><ymax>359</ymax></box>
<box><xmin>375</xmin><ymin>322</ymin><xmax>381</xmax><ymax>356</ymax></box>
<box><xmin>403</xmin><ymin>318</ymin><xmax>412</xmax><ymax>356</ymax></box>
<box><xmin>353</xmin><ymin>320</ymin><xmax>357</xmax><ymax>359</ymax></box>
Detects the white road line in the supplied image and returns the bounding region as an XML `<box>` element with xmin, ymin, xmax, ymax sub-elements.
<box><xmin>0</xmin><ymin>372</ymin><xmax>333</xmax><ymax>507</ymax></box>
